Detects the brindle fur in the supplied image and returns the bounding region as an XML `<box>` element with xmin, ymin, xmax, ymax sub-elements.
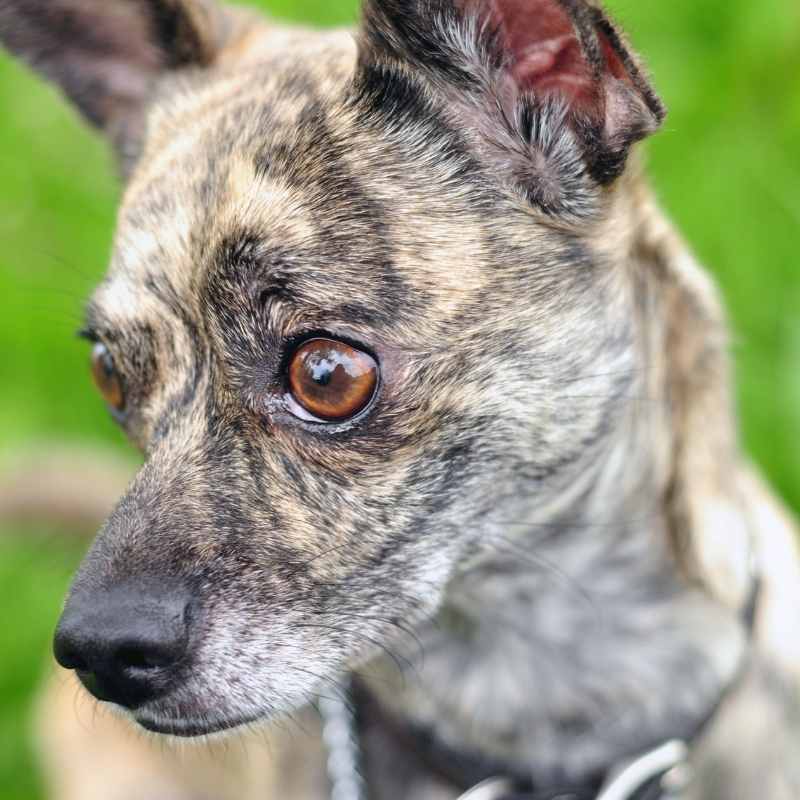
<box><xmin>1</xmin><ymin>1</ymin><xmax>798</xmax><ymax>798</ymax></box>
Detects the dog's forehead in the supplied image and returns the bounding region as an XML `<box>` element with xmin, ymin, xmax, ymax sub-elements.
<box><xmin>90</xmin><ymin>30</ymin><xmax>495</xmax><ymax>344</ymax></box>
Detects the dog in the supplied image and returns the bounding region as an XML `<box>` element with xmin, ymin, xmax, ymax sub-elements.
<box><xmin>1</xmin><ymin>1</ymin><xmax>799</xmax><ymax>798</ymax></box>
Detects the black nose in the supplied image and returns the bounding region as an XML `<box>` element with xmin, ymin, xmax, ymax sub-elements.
<box><xmin>53</xmin><ymin>580</ymin><xmax>191</xmax><ymax>709</ymax></box>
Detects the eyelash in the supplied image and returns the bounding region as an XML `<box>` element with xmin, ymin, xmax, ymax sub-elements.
<box><xmin>77</xmin><ymin>327</ymin><xmax>99</xmax><ymax>343</ymax></box>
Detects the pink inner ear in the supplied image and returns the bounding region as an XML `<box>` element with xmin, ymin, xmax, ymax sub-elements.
<box><xmin>487</xmin><ymin>0</ymin><xmax>603</xmax><ymax>113</ymax></box>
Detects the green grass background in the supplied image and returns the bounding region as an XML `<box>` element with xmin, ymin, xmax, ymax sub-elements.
<box><xmin>0</xmin><ymin>0</ymin><xmax>797</xmax><ymax>797</ymax></box>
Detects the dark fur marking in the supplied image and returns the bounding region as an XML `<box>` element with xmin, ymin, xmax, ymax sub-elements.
<box><xmin>249</xmin><ymin>99</ymin><xmax>427</xmax><ymax>328</ymax></box>
<box><xmin>360</xmin><ymin>0</ymin><xmax>479</xmax><ymax>89</ymax></box>
<box><xmin>350</xmin><ymin>62</ymin><xmax>437</xmax><ymax>130</ymax></box>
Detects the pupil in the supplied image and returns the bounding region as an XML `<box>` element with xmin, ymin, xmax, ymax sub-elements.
<box><xmin>313</xmin><ymin>368</ymin><xmax>331</xmax><ymax>386</ymax></box>
<box><xmin>310</xmin><ymin>357</ymin><xmax>336</xmax><ymax>387</ymax></box>
<box><xmin>102</xmin><ymin>355</ymin><xmax>115</xmax><ymax>380</ymax></box>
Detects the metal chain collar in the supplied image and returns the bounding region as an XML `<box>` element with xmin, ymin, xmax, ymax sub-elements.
<box><xmin>320</xmin><ymin>687</ymin><xmax>366</xmax><ymax>800</ymax></box>
<box><xmin>319</xmin><ymin>685</ymin><xmax>693</xmax><ymax>800</ymax></box>
<box><xmin>455</xmin><ymin>740</ymin><xmax>692</xmax><ymax>800</ymax></box>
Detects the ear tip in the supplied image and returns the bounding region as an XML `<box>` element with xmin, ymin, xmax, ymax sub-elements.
<box><xmin>653</xmin><ymin>101</ymin><xmax>667</xmax><ymax>128</ymax></box>
<box><xmin>639</xmin><ymin>82</ymin><xmax>667</xmax><ymax>128</ymax></box>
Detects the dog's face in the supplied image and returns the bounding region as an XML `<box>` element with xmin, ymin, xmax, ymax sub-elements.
<box><xmin>1</xmin><ymin>0</ymin><xmax>663</xmax><ymax>736</ymax></box>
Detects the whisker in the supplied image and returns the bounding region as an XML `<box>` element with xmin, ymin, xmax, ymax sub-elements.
<box><xmin>293</xmin><ymin>621</ymin><xmax>415</xmax><ymax>682</ymax></box>
<box><xmin>281</xmin><ymin>541</ymin><xmax>353</xmax><ymax>580</ymax></box>
<box><xmin>330</xmin><ymin>610</ymin><xmax>427</xmax><ymax>669</ymax></box>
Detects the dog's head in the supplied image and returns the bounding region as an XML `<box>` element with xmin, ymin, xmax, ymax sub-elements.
<box><xmin>1</xmin><ymin>0</ymin><xmax>664</xmax><ymax>736</ymax></box>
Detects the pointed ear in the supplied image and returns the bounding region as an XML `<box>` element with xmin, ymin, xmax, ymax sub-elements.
<box><xmin>358</xmin><ymin>0</ymin><xmax>665</xmax><ymax>218</ymax></box>
<box><xmin>0</xmin><ymin>0</ymin><xmax>230</xmax><ymax>169</ymax></box>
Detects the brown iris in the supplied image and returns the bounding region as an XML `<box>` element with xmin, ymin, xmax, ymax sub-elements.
<box><xmin>90</xmin><ymin>342</ymin><xmax>125</xmax><ymax>412</ymax></box>
<box><xmin>288</xmin><ymin>338</ymin><xmax>378</xmax><ymax>422</ymax></box>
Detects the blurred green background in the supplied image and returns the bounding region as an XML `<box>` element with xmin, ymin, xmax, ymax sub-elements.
<box><xmin>0</xmin><ymin>0</ymin><xmax>798</xmax><ymax>797</ymax></box>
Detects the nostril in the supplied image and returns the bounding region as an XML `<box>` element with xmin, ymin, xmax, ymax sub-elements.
<box><xmin>64</xmin><ymin>651</ymin><xmax>90</xmax><ymax>673</ymax></box>
<box><xmin>75</xmin><ymin>670</ymin><xmax>114</xmax><ymax>703</ymax></box>
<box><xmin>115</xmin><ymin>643</ymin><xmax>157</xmax><ymax>670</ymax></box>
<box><xmin>114</xmin><ymin>641</ymin><xmax>179</xmax><ymax>671</ymax></box>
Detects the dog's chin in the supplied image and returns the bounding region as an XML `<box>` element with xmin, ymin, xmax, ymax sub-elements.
<box><xmin>101</xmin><ymin>700</ymin><xmax>268</xmax><ymax>740</ymax></box>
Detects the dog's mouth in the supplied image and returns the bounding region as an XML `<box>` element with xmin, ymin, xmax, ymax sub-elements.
<box><xmin>135</xmin><ymin>711</ymin><xmax>265</xmax><ymax>738</ymax></box>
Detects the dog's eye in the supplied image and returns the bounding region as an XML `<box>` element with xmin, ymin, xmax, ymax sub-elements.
<box><xmin>287</xmin><ymin>338</ymin><xmax>378</xmax><ymax>422</ymax></box>
<box><xmin>90</xmin><ymin>342</ymin><xmax>125</xmax><ymax>413</ymax></box>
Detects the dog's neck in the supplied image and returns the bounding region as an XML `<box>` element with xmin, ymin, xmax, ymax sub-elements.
<box><xmin>362</xmin><ymin>462</ymin><xmax>748</xmax><ymax>789</ymax></box>
<box><xmin>359</xmin><ymin>183</ymin><xmax>752</xmax><ymax>789</ymax></box>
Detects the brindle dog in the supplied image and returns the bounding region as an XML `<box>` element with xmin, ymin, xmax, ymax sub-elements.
<box><xmin>1</xmin><ymin>1</ymin><xmax>798</xmax><ymax>799</ymax></box>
